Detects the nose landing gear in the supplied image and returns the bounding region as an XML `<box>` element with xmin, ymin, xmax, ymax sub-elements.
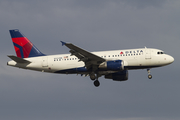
<box><xmin>147</xmin><ymin>69</ymin><xmax>152</xmax><ymax>79</ymax></box>
<box><xmin>148</xmin><ymin>74</ymin><xmax>152</xmax><ymax>79</ymax></box>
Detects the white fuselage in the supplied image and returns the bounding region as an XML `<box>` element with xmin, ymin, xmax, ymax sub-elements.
<box><xmin>7</xmin><ymin>48</ymin><xmax>174</xmax><ymax>74</ymax></box>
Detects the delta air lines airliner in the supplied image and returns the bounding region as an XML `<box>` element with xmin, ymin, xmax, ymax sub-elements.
<box><xmin>7</xmin><ymin>29</ymin><xmax>174</xmax><ymax>87</ymax></box>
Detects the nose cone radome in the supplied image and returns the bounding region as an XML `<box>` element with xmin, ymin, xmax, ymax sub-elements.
<box><xmin>169</xmin><ymin>56</ymin><xmax>174</xmax><ymax>64</ymax></box>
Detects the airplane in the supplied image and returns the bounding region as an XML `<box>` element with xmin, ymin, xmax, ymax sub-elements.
<box><xmin>7</xmin><ymin>29</ymin><xmax>174</xmax><ymax>87</ymax></box>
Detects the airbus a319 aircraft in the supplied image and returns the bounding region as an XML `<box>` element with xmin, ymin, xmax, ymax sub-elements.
<box><xmin>7</xmin><ymin>29</ymin><xmax>174</xmax><ymax>87</ymax></box>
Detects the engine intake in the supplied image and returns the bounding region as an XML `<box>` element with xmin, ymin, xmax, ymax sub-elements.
<box><xmin>99</xmin><ymin>60</ymin><xmax>124</xmax><ymax>71</ymax></box>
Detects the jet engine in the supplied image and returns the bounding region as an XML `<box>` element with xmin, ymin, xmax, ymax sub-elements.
<box><xmin>99</xmin><ymin>60</ymin><xmax>124</xmax><ymax>71</ymax></box>
<box><xmin>105</xmin><ymin>70</ymin><xmax>128</xmax><ymax>81</ymax></box>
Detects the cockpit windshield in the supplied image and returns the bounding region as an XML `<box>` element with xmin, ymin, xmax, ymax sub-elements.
<box><xmin>157</xmin><ymin>51</ymin><xmax>164</xmax><ymax>55</ymax></box>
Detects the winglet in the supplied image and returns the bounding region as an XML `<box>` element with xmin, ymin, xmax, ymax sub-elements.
<box><xmin>60</xmin><ymin>41</ymin><xmax>66</xmax><ymax>46</ymax></box>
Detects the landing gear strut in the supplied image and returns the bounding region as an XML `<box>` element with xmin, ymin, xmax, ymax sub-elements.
<box><xmin>147</xmin><ymin>69</ymin><xmax>152</xmax><ymax>79</ymax></box>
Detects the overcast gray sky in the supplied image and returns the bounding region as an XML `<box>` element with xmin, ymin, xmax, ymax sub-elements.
<box><xmin>0</xmin><ymin>0</ymin><xmax>180</xmax><ymax>120</ymax></box>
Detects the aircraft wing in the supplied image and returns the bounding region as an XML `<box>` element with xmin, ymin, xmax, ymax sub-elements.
<box><xmin>61</xmin><ymin>41</ymin><xmax>105</xmax><ymax>70</ymax></box>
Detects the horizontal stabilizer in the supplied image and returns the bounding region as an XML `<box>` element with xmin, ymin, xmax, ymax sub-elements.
<box><xmin>8</xmin><ymin>55</ymin><xmax>31</xmax><ymax>63</ymax></box>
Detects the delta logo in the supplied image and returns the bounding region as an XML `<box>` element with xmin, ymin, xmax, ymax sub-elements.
<box><xmin>120</xmin><ymin>52</ymin><xmax>124</xmax><ymax>54</ymax></box>
<box><xmin>120</xmin><ymin>50</ymin><xmax>143</xmax><ymax>54</ymax></box>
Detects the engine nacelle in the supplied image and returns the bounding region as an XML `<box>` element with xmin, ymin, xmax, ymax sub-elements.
<box><xmin>105</xmin><ymin>70</ymin><xmax>128</xmax><ymax>81</ymax></box>
<box><xmin>99</xmin><ymin>60</ymin><xmax>124</xmax><ymax>71</ymax></box>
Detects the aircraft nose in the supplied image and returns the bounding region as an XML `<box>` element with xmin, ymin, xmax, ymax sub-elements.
<box><xmin>169</xmin><ymin>56</ymin><xmax>174</xmax><ymax>64</ymax></box>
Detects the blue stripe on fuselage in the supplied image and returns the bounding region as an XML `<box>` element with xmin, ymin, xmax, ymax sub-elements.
<box><xmin>54</xmin><ymin>65</ymin><xmax>163</xmax><ymax>74</ymax></box>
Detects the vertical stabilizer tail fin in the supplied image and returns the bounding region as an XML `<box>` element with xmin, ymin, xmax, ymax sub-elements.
<box><xmin>9</xmin><ymin>29</ymin><xmax>45</xmax><ymax>58</ymax></box>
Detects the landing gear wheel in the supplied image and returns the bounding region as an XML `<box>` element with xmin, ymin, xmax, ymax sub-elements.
<box><xmin>94</xmin><ymin>80</ymin><xmax>100</xmax><ymax>87</ymax></box>
<box><xmin>90</xmin><ymin>73</ymin><xmax>96</xmax><ymax>80</ymax></box>
<box><xmin>147</xmin><ymin>69</ymin><xmax>152</xmax><ymax>79</ymax></box>
<box><xmin>148</xmin><ymin>74</ymin><xmax>152</xmax><ymax>79</ymax></box>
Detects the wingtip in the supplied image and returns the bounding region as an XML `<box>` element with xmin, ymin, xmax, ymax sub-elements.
<box><xmin>60</xmin><ymin>41</ymin><xmax>66</xmax><ymax>46</ymax></box>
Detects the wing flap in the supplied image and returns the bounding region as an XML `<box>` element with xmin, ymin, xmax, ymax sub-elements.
<box><xmin>61</xmin><ymin>41</ymin><xmax>106</xmax><ymax>70</ymax></box>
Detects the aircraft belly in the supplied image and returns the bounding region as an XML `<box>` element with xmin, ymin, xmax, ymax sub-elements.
<box><xmin>52</xmin><ymin>61</ymin><xmax>84</xmax><ymax>71</ymax></box>
<box><xmin>127</xmin><ymin>59</ymin><xmax>138</xmax><ymax>66</ymax></box>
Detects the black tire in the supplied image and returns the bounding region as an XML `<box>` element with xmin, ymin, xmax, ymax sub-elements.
<box><xmin>90</xmin><ymin>73</ymin><xmax>96</xmax><ymax>80</ymax></box>
<box><xmin>148</xmin><ymin>74</ymin><xmax>152</xmax><ymax>79</ymax></box>
<box><xmin>94</xmin><ymin>80</ymin><xmax>100</xmax><ymax>87</ymax></box>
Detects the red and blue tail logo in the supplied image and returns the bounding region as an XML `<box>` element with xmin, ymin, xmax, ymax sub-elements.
<box><xmin>9</xmin><ymin>29</ymin><xmax>45</xmax><ymax>58</ymax></box>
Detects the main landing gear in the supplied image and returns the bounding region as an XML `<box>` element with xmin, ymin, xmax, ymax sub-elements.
<box><xmin>94</xmin><ymin>80</ymin><xmax>100</xmax><ymax>87</ymax></box>
<box><xmin>90</xmin><ymin>72</ymin><xmax>100</xmax><ymax>87</ymax></box>
<box><xmin>90</xmin><ymin>73</ymin><xmax>96</xmax><ymax>80</ymax></box>
<box><xmin>147</xmin><ymin>69</ymin><xmax>152</xmax><ymax>79</ymax></box>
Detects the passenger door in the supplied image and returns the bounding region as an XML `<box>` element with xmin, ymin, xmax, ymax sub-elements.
<box><xmin>145</xmin><ymin>49</ymin><xmax>151</xmax><ymax>59</ymax></box>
